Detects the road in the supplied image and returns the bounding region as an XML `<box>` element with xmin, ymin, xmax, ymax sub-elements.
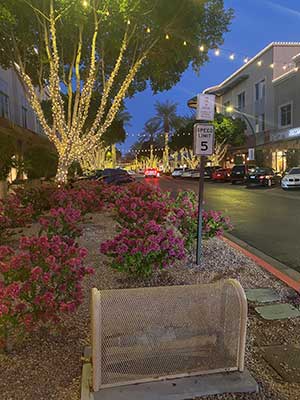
<box><xmin>153</xmin><ymin>176</ymin><xmax>300</xmax><ymax>272</ymax></box>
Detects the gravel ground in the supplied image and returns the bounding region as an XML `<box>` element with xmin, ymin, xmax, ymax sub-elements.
<box><xmin>1</xmin><ymin>211</ymin><xmax>300</xmax><ymax>400</ymax></box>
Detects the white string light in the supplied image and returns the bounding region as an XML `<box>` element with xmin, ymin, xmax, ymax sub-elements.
<box><xmin>214</xmin><ymin>49</ymin><xmax>220</xmax><ymax>56</ymax></box>
<box><xmin>229</xmin><ymin>53</ymin><xmax>235</xmax><ymax>60</ymax></box>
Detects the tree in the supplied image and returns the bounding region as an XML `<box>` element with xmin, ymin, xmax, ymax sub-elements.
<box><xmin>150</xmin><ymin>100</ymin><xmax>184</xmax><ymax>170</ymax></box>
<box><xmin>0</xmin><ymin>0</ymin><xmax>233</xmax><ymax>183</ymax></box>
<box><xmin>170</xmin><ymin>113</ymin><xmax>246</xmax><ymax>164</ymax></box>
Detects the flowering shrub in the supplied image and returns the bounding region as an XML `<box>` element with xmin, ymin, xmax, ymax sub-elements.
<box><xmin>39</xmin><ymin>206</ymin><xmax>83</xmax><ymax>240</ymax></box>
<box><xmin>114</xmin><ymin>195</ymin><xmax>171</xmax><ymax>227</ymax></box>
<box><xmin>170</xmin><ymin>191</ymin><xmax>198</xmax><ymax>249</ymax></box>
<box><xmin>0</xmin><ymin>236</ymin><xmax>93</xmax><ymax>349</ymax></box>
<box><xmin>1</xmin><ymin>195</ymin><xmax>34</xmax><ymax>228</ymax></box>
<box><xmin>100</xmin><ymin>220</ymin><xmax>185</xmax><ymax>278</ymax></box>
<box><xmin>202</xmin><ymin>210</ymin><xmax>233</xmax><ymax>239</ymax></box>
<box><xmin>50</xmin><ymin>188</ymin><xmax>103</xmax><ymax>214</ymax></box>
<box><xmin>0</xmin><ymin>195</ymin><xmax>34</xmax><ymax>243</ymax></box>
<box><xmin>15</xmin><ymin>185</ymin><xmax>54</xmax><ymax>218</ymax></box>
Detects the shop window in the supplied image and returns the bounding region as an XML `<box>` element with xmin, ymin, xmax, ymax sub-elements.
<box><xmin>279</xmin><ymin>103</ymin><xmax>292</xmax><ymax>128</ymax></box>
<box><xmin>0</xmin><ymin>91</ymin><xmax>9</xmax><ymax>119</ymax></box>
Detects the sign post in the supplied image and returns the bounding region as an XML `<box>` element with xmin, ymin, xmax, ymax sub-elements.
<box><xmin>194</xmin><ymin>93</ymin><xmax>215</xmax><ymax>265</ymax></box>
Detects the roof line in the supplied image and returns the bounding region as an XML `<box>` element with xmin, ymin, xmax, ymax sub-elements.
<box><xmin>204</xmin><ymin>42</ymin><xmax>300</xmax><ymax>94</ymax></box>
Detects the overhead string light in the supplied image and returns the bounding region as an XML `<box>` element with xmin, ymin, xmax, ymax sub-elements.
<box><xmin>229</xmin><ymin>53</ymin><xmax>235</xmax><ymax>60</ymax></box>
<box><xmin>214</xmin><ymin>49</ymin><xmax>220</xmax><ymax>56</ymax></box>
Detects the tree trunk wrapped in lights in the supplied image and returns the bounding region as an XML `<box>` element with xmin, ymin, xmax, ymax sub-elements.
<box><xmin>0</xmin><ymin>1</ymin><xmax>233</xmax><ymax>184</ymax></box>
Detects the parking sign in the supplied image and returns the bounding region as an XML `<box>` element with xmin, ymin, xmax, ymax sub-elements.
<box><xmin>193</xmin><ymin>124</ymin><xmax>215</xmax><ymax>156</ymax></box>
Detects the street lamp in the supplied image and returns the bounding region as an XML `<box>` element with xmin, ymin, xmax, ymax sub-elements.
<box><xmin>225</xmin><ymin>106</ymin><xmax>255</xmax><ymax>135</ymax></box>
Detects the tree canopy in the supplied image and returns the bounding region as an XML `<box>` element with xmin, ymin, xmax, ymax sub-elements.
<box><xmin>170</xmin><ymin>113</ymin><xmax>246</xmax><ymax>151</ymax></box>
<box><xmin>0</xmin><ymin>0</ymin><xmax>233</xmax><ymax>94</ymax></box>
<box><xmin>0</xmin><ymin>0</ymin><xmax>233</xmax><ymax>182</ymax></box>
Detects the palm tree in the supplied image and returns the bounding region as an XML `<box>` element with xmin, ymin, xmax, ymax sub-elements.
<box><xmin>151</xmin><ymin>100</ymin><xmax>179</xmax><ymax>170</ymax></box>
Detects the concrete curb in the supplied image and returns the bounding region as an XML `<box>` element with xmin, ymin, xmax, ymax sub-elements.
<box><xmin>222</xmin><ymin>233</ymin><xmax>300</xmax><ymax>293</ymax></box>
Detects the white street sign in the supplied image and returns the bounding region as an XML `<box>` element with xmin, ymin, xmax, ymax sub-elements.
<box><xmin>196</xmin><ymin>94</ymin><xmax>215</xmax><ymax>121</ymax></box>
<box><xmin>248</xmin><ymin>148</ymin><xmax>255</xmax><ymax>161</ymax></box>
<box><xmin>193</xmin><ymin>124</ymin><xmax>215</xmax><ymax>156</ymax></box>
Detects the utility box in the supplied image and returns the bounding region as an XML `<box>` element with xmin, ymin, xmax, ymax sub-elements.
<box><xmin>91</xmin><ymin>280</ymin><xmax>247</xmax><ymax>392</ymax></box>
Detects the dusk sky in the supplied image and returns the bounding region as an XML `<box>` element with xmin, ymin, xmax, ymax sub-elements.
<box><xmin>121</xmin><ymin>0</ymin><xmax>300</xmax><ymax>153</ymax></box>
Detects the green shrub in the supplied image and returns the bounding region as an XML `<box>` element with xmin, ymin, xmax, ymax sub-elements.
<box><xmin>0</xmin><ymin>135</ymin><xmax>15</xmax><ymax>180</ymax></box>
<box><xmin>24</xmin><ymin>146</ymin><xmax>58</xmax><ymax>179</ymax></box>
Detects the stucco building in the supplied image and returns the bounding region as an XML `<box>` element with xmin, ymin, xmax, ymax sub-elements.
<box><xmin>201</xmin><ymin>42</ymin><xmax>300</xmax><ymax>171</ymax></box>
<box><xmin>0</xmin><ymin>66</ymin><xmax>52</xmax><ymax>181</ymax></box>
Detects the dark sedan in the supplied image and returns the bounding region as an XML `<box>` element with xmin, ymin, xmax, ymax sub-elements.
<box><xmin>99</xmin><ymin>169</ymin><xmax>135</xmax><ymax>185</ymax></box>
<box><xmin>245</xmin><ymin>167</ymin><xmax>281</xmax><ymax>188</ymax></box>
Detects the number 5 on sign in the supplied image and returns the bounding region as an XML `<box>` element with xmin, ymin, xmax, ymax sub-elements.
<box><xmin>193</xmin><ymin>124</ymin><xmax>215</xmax><ymax>156</ymax></box>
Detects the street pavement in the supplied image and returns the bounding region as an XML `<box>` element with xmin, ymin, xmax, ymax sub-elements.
<box><xmin>151</xmin><ymin>176</ymin><xmax>300</xmax><ymax>273</ymax></box>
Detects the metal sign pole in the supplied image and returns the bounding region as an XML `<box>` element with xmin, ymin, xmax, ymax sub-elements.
<box><xmin>196</xmin><ymin>155</ymin><xmax>206</xmax><ymax>265</ymax></box>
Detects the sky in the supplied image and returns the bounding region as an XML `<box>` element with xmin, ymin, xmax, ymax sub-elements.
<box><xmin>120</xmin><ymin>0</ymin><xmax>300</xmax><ymax>154</ymax></box>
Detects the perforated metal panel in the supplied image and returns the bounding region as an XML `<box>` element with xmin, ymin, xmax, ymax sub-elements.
<box><xmin>91</xmin><ymin>280</ymin><xmax>247</xmax><ymax>391</ymax></box>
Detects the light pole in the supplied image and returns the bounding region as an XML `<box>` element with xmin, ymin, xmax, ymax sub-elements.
<box><xmin>225</xmin><ymin>106</ymin><xmax>255</xmax><ymax>135</ymax></box>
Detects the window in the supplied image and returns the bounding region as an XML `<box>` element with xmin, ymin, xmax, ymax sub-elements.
<box><xmin>255</xmin><ymin>79</ymin><xmax>265</xmax><ymax>101</ymax></box>
<box><xmin>279</xmin><ymin>103</ymin><xmax>292</xmax><ymax>127</ymax></box>
<box><xmin>237</xmin><ymin>92</ymin><xmax>245</xmax><ymax>111</ymax></box>
<box><xmin>260</xmin><ymin>114</ymin><xmax>265</xmax><ymax>131</ymax></box>
<box><xmin>255</xmin><ymin>114</ymin><xmax>265</xmax><ymax>133</ymax></box>
<box><xmin>22</xmin><ymin>106</ymin><xmax>28</xmax><ymax>128</ymax></box>
<box><xmin>0</xmin><ymin>91</ymin><xmax>9</xmax><ymax>118</ymax></box>
<box><xmin>255</xmin><ymin>116</ymin><xmax>259</xmax><ymax>133</ymax></box>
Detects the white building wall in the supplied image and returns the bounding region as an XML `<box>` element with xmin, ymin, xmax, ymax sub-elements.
<box><xmin>0</xmin><ymin>66</ymin><xmax>42</xmax><ymax>134</ymax></box>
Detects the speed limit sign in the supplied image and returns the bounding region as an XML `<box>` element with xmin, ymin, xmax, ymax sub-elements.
<box><xmin>193</xmin><ymin>123</ymin><xmax>215</xmax><ymax>156</ymax></box>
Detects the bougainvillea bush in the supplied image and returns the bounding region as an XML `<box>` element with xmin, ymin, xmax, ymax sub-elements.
<box><xmin>0</xmin><ymin>195</ymin><xmax>34</xmax><ymax>244</ymax></box>
<box><xmin>0</xmin><ymin>236</ymin><xmax>94</xmax><ymax>350</ymax></box>
<box><xmin>15</xmin><ymin>185</ymin><xmax>54</xmax><ymax>218</ymax></box>
<box><xmin>50</xmin><ymin>187</ymin><xmax>103</xmax><ymax>215</ymax></box>
<box><xmin>39</xmin><ymin>206</ymin><xmax>83</xmax><ymax>241</ymax></box>
<box><xmin>100</xmin><ymin>220</ymin><xmax>186</xmax><ymax>278</ymax></box>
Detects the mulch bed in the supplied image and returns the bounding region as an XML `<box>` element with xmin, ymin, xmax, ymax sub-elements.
<box><xmin>1</xmin><ymin>211</ymin><xmax>300</xmax><ymax>400</ymax></box>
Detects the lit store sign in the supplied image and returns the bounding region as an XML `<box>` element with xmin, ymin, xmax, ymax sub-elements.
<box><xmin>271</xmin><ymin>127</ymin><xmax>300</xmax><ymax>142</ymax></box>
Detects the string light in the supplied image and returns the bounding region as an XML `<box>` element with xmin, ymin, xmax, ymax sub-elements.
<box><xmin>82</xmin><ymin>0</ymin><xmax>88</xmax><ymax>7</ymax></box>
<box><xmin>270</xmin><ymin>63</ymin><xmax>274</xmax><ymax>69</ymax></box>
<box><xmin>214</xmin><ymin>49</ymin><xmax>220</xmax><ymax>56</ymax></box>
<box><xmin>183</xmin><ymin>41</ymin><xmax>187</xmax><ymax>46</ymax></box>
<box><xmin>165</xmin><ymin>33</ymin><xmax>170</xmax><ymax>40</ymax></box>
<box><xmin>283</xmin><ymin>64</ymin><xmax>287</xmax><ymax>71</ymax></box>
<box><xmin>257</xmin><ymin>60</ymin><xmax>262</xmax><ymax>66</ymax></box>
<box><xmin>199</xmin><ymin>45</ymin><xmax>205</xmax><ymax>52</ymax></box>
<box><xmin>243</xmin><ymin>57</ymin><xmax>249</xmax><ymax>63</ymax></box>
<box><xmin>127</xmin><ymin>19</ymin><xmax>131</xmax><ymax>25</ymax></box>
<box><xmin>146</xmin><ymin>27</ymin><xmax>151</xmax><ymax>33</ymax></box>
<box><xmin>229</xmin><ymin>53</ymin><xmax>235</xmax><ymax>60</ymax></box>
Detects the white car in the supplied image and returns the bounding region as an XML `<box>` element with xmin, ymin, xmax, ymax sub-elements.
<box><xmin>281</xmin><ymin>167</ymin><xmax>300</xmax><ymax>190</ymax></box>
<box><xmin>181</xmin><ymin>169</ymin><xmax>194</xmax><ymax>178</ymax></box>
<box><xmin>172</xmin><ymin>168</ymin><xmax>185</xmax><ymax>178</ymax></box>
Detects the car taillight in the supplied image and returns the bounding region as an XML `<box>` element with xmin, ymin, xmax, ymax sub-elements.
<box><xmin>259</xmin><ymin>175</ymin><xmax>265</xmax><ymax>179</ymax></box>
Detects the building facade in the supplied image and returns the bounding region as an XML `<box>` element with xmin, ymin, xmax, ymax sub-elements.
<box><xmin>0</xmin><ymin>66</ymin><xmax>52</xmax><ymax>181</ymax></box>
<box><xmin>203</xmin><ymin>42</ymin><xmax>300</xmax><ymax>171</ymax></box>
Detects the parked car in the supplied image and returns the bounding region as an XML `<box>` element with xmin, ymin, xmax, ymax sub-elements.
<box><xmin>212</xmin><ymin>168</ymin><xmax>232</xmax><ymax>182</ymax></box>
<box><xmin>204</xmin><ymin>166</ymin><xmax>222</xmax><ymax>179</ymax></box>
<box><xmin>191</xmin><ymin>170</ymin><xmax>201</xmax><ymax>179</ymax></box>
<box><xmin>230</xmin><ymin>164</ymin><xmax>256</xmax><ymax>184</ymax></box>
<box><xmin>99</xmin><ymin>169</ymin><xmax>134</xmax><ymax>185</ymax></box>
<box><xmin>144</xmin><ymin>168</ymin><xmax>160</xmax><ymax>178</ymax></box>
<box><xmin>181</xmin><ymin>169</ymin><xmax>195</xmax><ymax>178</ymax></box>
<box><xmin>281</xmin><ymin>167</ymin><xmax>300</xmax><ymax>190</ymax></box>
<box><xmin>245</xmin><ymin>167</ymin><xmax>281</xmax><ymax>188</ymax></box>
<box><xmin>172</xmin><ymin>168</ymin><xmax>186</xmax><ymax>178</ymax></box>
